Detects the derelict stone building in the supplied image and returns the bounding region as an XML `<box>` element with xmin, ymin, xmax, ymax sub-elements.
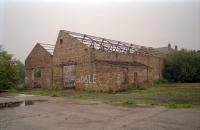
<box><xmin>25</xmin><ymin>30</ymin><xmax>164</xmax><ymax>91</ymax></box>
<box><xmin>25</xmin><ymin>43</ymin><xmax>54</xmax><ymax>88</ymax></box>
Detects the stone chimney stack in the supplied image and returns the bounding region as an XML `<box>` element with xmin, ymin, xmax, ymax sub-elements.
<box><xmin>168</xmin><ymin>43</ymin><xmax>171</xmax><ymax>50</ymax></box>
<box><xmin>175</xmin><ymin>45</ymin><xmax>178</xmax><ymax>51</ymax></box>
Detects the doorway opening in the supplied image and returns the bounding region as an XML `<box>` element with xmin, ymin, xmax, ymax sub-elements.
<box><xmin>63</xmin><ymin>65</ymin><xmax>75</xmax><ymax>88</ymax></box>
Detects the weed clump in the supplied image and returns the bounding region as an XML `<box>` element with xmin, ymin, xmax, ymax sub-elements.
<box><xmin>154</xmin><ymin>78</ymin><xmax>169</xmax><ymax>84</ymax></box>
<box><xmin>123</xmin><ymin>100</ymin><xmax>136</xmax><ymax>105</ymax></box>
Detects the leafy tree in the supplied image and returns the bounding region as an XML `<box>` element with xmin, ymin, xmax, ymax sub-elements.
<box><xmin>16</xmin><ymin>60</ymin><xmax>25</xmax><ymax>83</ymax></box>
<box><xmin>0</xmin><ymin>47</ymin><xmax>20</xmax><ymax>90</ymax></box>
<box><xmin>164</xmin><ymin>50</ymin><xmax>200</xmax><ymax>82</ymax></box>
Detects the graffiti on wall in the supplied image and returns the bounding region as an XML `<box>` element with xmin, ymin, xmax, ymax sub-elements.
<box><xmin>63</xmin><ymin>65</ymin><xmax>75</xmax><ymax>88</ymax></box>
<box><xmin>79</xmin><ymin>74</ymin><xmax>96</xmax><ymax>84</ymax></box>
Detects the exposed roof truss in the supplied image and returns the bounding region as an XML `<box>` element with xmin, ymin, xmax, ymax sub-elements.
<box><xmin>63</xmin><ymin>30</ymin><xmax>163</xmax><ymax>57</ymax></box>
<box><xmin>39</xmin><ymin>43</ymin><xmax>54</xmax><ymax>55</ymax></box>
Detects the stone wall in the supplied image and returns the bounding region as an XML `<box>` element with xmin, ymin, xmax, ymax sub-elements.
<box><xmin>92</xmin><ymin>48</ymin><xmax>163</xmax><ymax>80</ymax></box>
<box><xmin>52</xmin><ymin>30</ymin><xmax>164</xmax><ymax>91</ymax></box>
<box><xmin>52</xmin><ymin>31</ymin><xmax>92</xmax><ymax>88</ymax></box>
<box><xmin>25</xmin><ymin>44</ymin><xmax>53</xmax><ymax>88</ymax></box>
<box><xmin>77</xmin><ymin>62</ymin><xmax>149</xmax><ymax>91</ymax></box>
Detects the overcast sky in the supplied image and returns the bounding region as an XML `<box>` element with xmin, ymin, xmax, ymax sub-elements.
<box><xmin>0</xmin><ymin>0</ymin><xmax>200</xmax><ymax>62</ymax></box>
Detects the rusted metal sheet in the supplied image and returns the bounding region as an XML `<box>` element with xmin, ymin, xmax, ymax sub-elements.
<box><xmin>63</xmin><ymin>65</ymin><xmax>75</xmax><ymax>88</ymax></box>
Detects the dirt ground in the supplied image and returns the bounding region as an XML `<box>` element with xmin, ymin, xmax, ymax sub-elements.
<box><xmin>0</xmin><ymin>94</ymin><xmax>200</xmax><ymax>130</ymax></box>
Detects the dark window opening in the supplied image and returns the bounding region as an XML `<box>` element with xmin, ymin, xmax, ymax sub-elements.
<box><xmin>33</xmin><ymin>68</ymin><xmax>41</xmax><ymax>78</ymax></box>
<box><xmin>60</xmin><ymin>39</ymin><xmax>63</xmax><ymax>44</ymax></box>
<box><xmin>123</xmin><ymin>68</ymin><xmax>128</xmax><ymax>84</ymax></box>
<box><xmin>134</xmin><ymin>72</ymin><xmax>138</xmax><ymax>82</ymax></box>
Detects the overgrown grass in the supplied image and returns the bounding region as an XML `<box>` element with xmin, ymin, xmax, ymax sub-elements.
<box><xmin>9</xmin><ymin>83</ymin><xmax>200</xmax><ymax>108</ymax></box>
<box><xmin>123</xmin><ymin>100</ymin><xmax>136</xmax><ymax>105</ymax></box>
<box><xmin>165</xmin><ymin>101</ymin><xmax>193</xmax><ymax>108</ymax></box>
<box><xmin>154</xmin><ymin>78</ymin><xmax>169</xmax><ymax>84</ymax></box>
<box><xmin>9</xmin><ymin>88</ymin><xmax>65</xmax><ymax>97</ymax></box>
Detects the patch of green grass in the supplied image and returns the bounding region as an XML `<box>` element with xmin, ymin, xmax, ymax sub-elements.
<box><xmin>9</xmin><ymin>88</ymin><xmax>64</xmax><ymax>97</ymax></box>
<box><xmin>72</xmin><ymin>94</ymin><xmax>92</xmax><ymax>99</ymax></box>
<box><xmin>154</xmin><ymin>78</ymin><xmax>169</xmax><ymax>84</ymax></box>
<box><xmin>123</xmin><ymin>100</ymin><xmax>136</xmax><ymax>105</ymax></box>
<box><xmin>25</xmin><ymin>88</ymin><xmax>49</xmax><ymax>95</ymax></box>
<box><xmin>165</xmin><ymin>101</ymin><xmax>192</xmax><ymax>108</ymax></box>
<box><xmin>8</xmin><ymin>83</ymin><xmax>200</xmax><ymax>108</ymax></box>
<box><xmin>130</xmin><ymin>84</ymin><xmax>200</xmax><ymax>98</ymax></box>
<box><xmin>83</xmin><ymin>88</ymin><xmax>97</xmax><ymax>93</ymax></box>
<box><xmin>107</xmin><ymin>89</ymin><xmax>117</xmax><ymax>94</ymax></box>
<box><xmin>50</xmin><ymin>91</ymin><xmax>64</xmax><ymax>97</ymax></box>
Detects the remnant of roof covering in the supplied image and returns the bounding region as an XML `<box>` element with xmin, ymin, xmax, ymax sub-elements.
<box><xmin>39</xmin><ymin>43</ymin><xmax>55</xmax><ymax>55</ymax></box>
<box><xmin>94</xmin><ymin>59</ymin><xmax>149</xmax><ymax>68</ymax></box>
<box><xmin>62</xmin><ymin>30</ymin><xmax>163</xmax><ymax>57</ymax></box>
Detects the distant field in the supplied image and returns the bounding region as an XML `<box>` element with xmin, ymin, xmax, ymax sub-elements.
<box><xmin>10</xmin><ymin>83</ymin><xmax>200</xmax><ymax>108</ymax></box>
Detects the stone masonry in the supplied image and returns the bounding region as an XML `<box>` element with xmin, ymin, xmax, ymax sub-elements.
<box><xmin>25</xmin><ymin>30</ymin><xmax>164</xmax><ymax>91</ymax></box>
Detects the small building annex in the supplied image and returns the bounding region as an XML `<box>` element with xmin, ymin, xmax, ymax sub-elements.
<box><xmin>25</xmin><ymin>30</ymin><xmax>164</xmax><ymax>91</ymax></box>
<box><xmin>25</xmin><ymin>43</ymin><xmax>54</xmax><ymax>88</ymax></box>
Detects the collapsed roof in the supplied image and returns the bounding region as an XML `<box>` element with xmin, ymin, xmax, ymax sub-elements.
<box><xmin>39</xmin><ymin>43</ymin><xmax>54</xmax><ymax>55</ymax></box>
<box><xmin>63</xmin><ymin>30</ymin><xmax>163</xmax><ymax>57</ymax></box>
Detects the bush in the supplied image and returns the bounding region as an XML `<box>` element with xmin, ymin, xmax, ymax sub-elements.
<box><xmin>16</xmin><ymin>83</ymin><xmax>28</xmax><ymax>90</ymax></box>
<box><xmin>154</xmin><ymin>78</ymin><xmax>169</xmax><ymax>84</ymax></box>
<box><xmin>164</xmin><ymin>50</ymin><xmax>200</xmax><ymax>82</ymax></box>
<box><xmin>0</xmin><ymin>48</ymin><xmax>20</xmax><ymax>90</ymax></box>
<box><xmin>16</xmin><ymin>60</ymin><xmax>25</xmax><ymax>84</ymax></box>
